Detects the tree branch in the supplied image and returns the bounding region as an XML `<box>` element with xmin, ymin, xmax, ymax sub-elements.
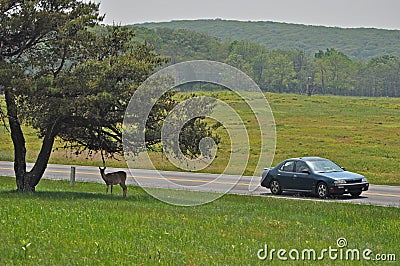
<box><xmin>53</xmin><ymin>43</ymin><xmax>68</xmax><ymax>78</ymax></box>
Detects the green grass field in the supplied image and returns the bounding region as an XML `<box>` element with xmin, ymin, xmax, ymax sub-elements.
<box><xmin>1</xmin><ymin>93</ymin><xmax>400</xmax><ymax>185</ymax></box>
<box><xmin>0</xmin><ymin>176</ymin><xmax>398</xmax><ymax>265</ymax></box>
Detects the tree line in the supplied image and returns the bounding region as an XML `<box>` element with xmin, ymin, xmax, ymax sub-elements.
<box><xmin>140</xmin><ymin>19</ymin><xmax>400</xmax><ymax>60</ymax></box>
<box><xmin>134</xmin><ymin>27</ymin><xmax>400</xmax><ymax>97</ymax></box>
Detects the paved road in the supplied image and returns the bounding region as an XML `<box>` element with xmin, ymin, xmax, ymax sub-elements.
<box><xmin>0</xmin><ymin>161</ymin><xmax>399</xmax><ymax>208</ymax></box>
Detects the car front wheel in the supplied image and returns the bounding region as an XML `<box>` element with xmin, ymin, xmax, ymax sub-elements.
<box><xmin>350</xmin><ymin>191</ymin><xmax>362</xmax><ymax>197</ymax></box>
<box><xmin>316</xmin><ymin>182</ymin><xmax>329</xmax><ymax>199</ymax></box>
<box><xmin>270</xmin><ymin>180</ymin><xmax>282</xmax><ymax>195</ymax></box>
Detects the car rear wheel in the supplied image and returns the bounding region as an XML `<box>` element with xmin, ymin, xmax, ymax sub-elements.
<box><xmin>270</xmin><ymin>180</ymin><xmax>282</xmax><ymax>195</ymax></box>
<box><xmin>350</xmin><ymin>191</ymin><xmax>362</xmax><ymax>198</ymax></box>
<box><xmin>316</xmin><ymin>182</ymin><xmax>329</xmax><ymax>199</ymax></box>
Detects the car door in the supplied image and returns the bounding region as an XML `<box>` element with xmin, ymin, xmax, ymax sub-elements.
<box><xmin>293</xmin><ymin>161</ymin><xmax>314</xmax><ymax>191</ymax></box>
<box><xmin>277</xmin><ymin>160</ymin><xmax>295</xmax><ymax>189</ymax></box>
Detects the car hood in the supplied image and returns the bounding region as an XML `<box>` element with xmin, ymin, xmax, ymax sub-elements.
<box><xmin>318</xmin><ymin>171</ymin><xmax>364</xmax><ymax>180</ymax></box>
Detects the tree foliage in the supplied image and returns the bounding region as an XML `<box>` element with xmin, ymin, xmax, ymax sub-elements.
<box><xmin>1</xmin><ymin>0</ymin><xmax>105</xmax><ymax>191</ymax></box>
<box><xmin>0</xmin><ymin>1</ymin><xmax>217</xmax><ymax>191</ymax></box>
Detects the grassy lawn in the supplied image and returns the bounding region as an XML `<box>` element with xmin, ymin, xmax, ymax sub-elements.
<box><xmin>1</xmin><ymin>93</ymin><xmax>400</xmax><ymax>185</ymax></box>
<box><xmin>0</xmin><ymin>176</ymin><xmax>398</xmax><ymax>265</ymax></box>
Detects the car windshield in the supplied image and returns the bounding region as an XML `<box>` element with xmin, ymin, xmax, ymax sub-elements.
<box><xmin>307</xmin><ymin>160</ymin><xmax>343</xmax><ymax>173</ymax></box>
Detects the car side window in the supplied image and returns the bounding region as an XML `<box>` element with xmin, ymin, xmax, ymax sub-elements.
<box><xmin>280</xmin><ymin>161</ymin><xmax>295</xmax><ymax>172</ymax></box>
<box><xmin>295</xmin><ymin>161</ymin><xmax>310</xmax><ymax>173</ymax></box>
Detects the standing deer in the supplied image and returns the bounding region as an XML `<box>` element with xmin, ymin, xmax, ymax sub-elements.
<box><xmin>99</xmin><ymin>167</ymin><xmax>127</xmax><ymax>197</ymax></box>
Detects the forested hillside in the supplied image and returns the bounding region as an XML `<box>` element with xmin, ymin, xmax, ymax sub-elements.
<box><xmin>138</xmin><ymin>19</ymin><xmax>400</xmax><ymax>60</ymax></box>
<box><xmin>132</xmin><ymin>26</ymin><xmax>400</xmax><ymax>97</ymax></box>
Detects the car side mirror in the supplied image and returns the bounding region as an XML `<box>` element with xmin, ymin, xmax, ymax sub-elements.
<box><xmin>341</xmin><ymin>167</ymin><xmax>346</xmax><ymax>171</ymax></box>
<box><xmin>301</xmin><ymin>169</ymin><xmax>310</xmax><ymax>175</ymax></box>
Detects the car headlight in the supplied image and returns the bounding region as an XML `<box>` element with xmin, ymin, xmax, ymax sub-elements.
<box><xmin>334</xmin><ymin>179</ymin><xmax>347</xmax><ymax>185</ymax></box>
<box><xmin>362</xmin><ymin>178</ymin><xmax>368</xmax><ymax>183</ymax></box>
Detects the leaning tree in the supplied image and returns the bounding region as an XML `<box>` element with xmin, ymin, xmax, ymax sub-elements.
<box><xmin>0</xmin><ymin>0</ymin><xmax>217</xmax><ymax>191</ymax></box>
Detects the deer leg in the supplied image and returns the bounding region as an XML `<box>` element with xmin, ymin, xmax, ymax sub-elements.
<box><xmin>110</xmin><ymin>185</ymin><xmax>113</xmax><ymax>195</ymax></box>
<box><xmin>106</xmin><ymin>184</ymin><xmax>109</xmax><ymax>194</ymax></box>
<box><xmin>120</xmin><ymin>183</ymin><xmax>127</xmax><ymax>198</ymax></box>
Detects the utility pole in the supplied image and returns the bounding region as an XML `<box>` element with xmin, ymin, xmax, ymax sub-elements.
<box><xmin>306</xmin><ymin>76</ymin><xmax>312</xmax><ymax>96</ymax></box>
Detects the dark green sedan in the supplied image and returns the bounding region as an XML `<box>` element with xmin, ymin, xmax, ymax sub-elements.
<box><xmin>261</xmin><ymin>157</ymin><xmax>369</xmax><ymax>198</ymax></box>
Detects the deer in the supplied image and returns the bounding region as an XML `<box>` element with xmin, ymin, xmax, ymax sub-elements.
<box><xmin>99</xmin><ymin>167</ymin><xmax>127</xmax><ymax>197</ymax></box>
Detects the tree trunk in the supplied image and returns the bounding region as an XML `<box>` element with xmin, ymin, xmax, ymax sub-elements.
<box><xmin>5</xmin><ymin>88</ymin><xmax>28</xmax><ymax>191</ymax></box>
<box><xmin>28</xmin><ymin>126</ymin><xmax>58</xmax><ymax>188</ymax></box>
<box><xmin>5</xmin><ymin>88</ymin><xmax>58</xmax><ymax>192</ymax></box>
<box><xmin>17</xmin><ymin>173</ymin><xmax>35</xmax><ymax>192</ymax></box>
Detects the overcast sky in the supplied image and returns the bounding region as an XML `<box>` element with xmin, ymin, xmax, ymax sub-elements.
<box><xmin>92</xmin><ymin>0</ymin><xmax>400</xmax><ymax>30</ymax></box>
